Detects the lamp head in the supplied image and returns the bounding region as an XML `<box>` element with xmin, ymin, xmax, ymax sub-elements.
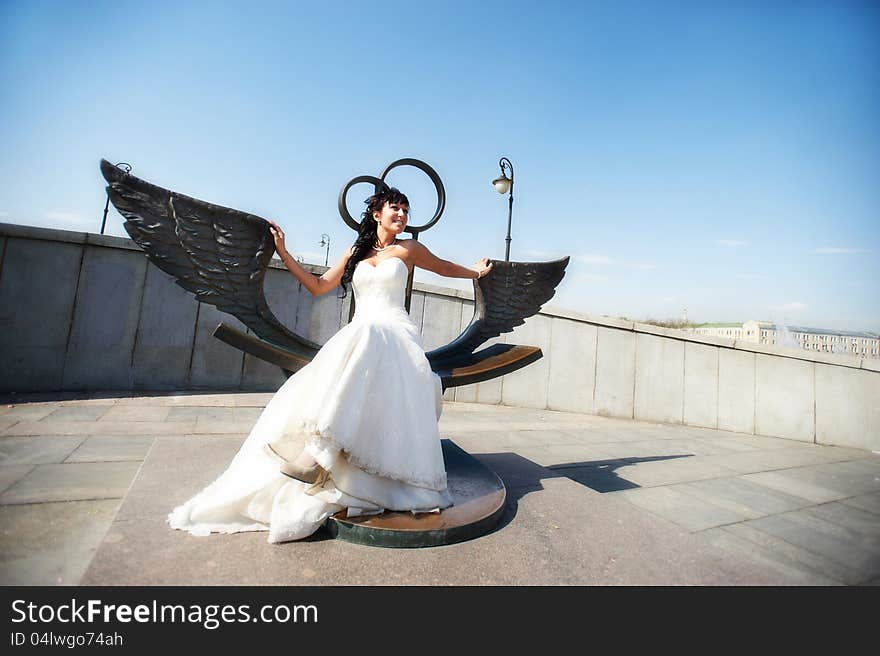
<box><xmin>492</xmin><ymin>175</ymin><xmax>511</xmax><ymax>195</ymax></box>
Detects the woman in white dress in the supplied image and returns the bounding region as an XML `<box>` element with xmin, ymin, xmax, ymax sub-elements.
<box><xmin>168</xmin><ymin>187</ymin><xmax>493</xmax><ymax>543</ymax></box>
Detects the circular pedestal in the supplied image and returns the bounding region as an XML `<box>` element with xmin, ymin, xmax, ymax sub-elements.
<box><xmin>324</xmin><ymin>439</ymin><xmax>506</xmax><ymax>548</ymax></box>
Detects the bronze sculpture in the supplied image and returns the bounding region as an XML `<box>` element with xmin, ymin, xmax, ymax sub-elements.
<box><xmin>101</xmin><ymin>157</ymin><xmax>569</xmax><ymax>547</ymax></box>
<box><xmin>100</xmin><ymin>158</ymin><xmax>569</xmax><ymax>390</ymax></box>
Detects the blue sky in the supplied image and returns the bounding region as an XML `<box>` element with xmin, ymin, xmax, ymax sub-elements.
<box><xmin>1</xmin><ymin>0</ymin><xmax>878</xmax><ymax>331</ymax></box>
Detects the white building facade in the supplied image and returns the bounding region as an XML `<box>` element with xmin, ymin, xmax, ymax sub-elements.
<box><xmin>688</xmin><ymin>321</ymin><xmax>879</xmax><ymax>359</ymax></box>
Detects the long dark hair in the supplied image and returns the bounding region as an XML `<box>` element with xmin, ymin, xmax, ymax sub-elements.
<box><xmin>338</xmin><ymin>186</ymin><xmax>410</xmax><ymax>298</ymax></box>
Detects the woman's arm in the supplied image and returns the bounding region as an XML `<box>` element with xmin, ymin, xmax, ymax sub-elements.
<box><xmin>268</xmin><ymin>220</ymin><xmax>352</xmax><ymax>296</ymax></box>
<box><xmin>408</xmin><ymin>241</ymin><xmax>493</xmax><ymax>279</ymax></box>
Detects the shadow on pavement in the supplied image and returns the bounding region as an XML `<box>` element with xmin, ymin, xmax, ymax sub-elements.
<box><xmin>471</xmin><ymin>452</ymin><xmax>694</xmax><ymax>535</ymax></box>
<box><xmin>549</xmin><ymin>455</ymin><xmax>693</xmax><ymax>492</ymax></box>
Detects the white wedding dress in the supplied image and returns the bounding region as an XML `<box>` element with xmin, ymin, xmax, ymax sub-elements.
<box><xmin>168</xmin><ymin>256</ymin><xmax>453</xmax><ymax>543</ymax></box>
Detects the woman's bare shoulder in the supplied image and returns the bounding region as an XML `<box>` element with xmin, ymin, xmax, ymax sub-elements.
<box><xmin>397</xmin><ymin>239</ymin><xmax>426</xmax><ymax>254</ymax></box>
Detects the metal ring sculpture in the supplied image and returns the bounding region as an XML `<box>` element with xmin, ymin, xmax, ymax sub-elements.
<box><xmin>337</xmin><ymin>158</ymin><xmax>446</xmax><ymax>236</ymax></box>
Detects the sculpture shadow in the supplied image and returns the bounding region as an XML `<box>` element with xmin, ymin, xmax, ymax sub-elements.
<box><xmin>471</xmin><ymin>452</ymin><xmax>694</xmax><ymax>534</ymax></box>
<box><xmin>548</xmin><ymin>455</ymin><xmax>694</xmax><ymax>493</ymax></box>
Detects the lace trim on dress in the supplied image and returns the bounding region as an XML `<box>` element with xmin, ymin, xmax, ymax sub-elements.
<box><xmin>281</xmin><ymin>418</ymin><xmax>448</xmax><ymax>492</ymax></box>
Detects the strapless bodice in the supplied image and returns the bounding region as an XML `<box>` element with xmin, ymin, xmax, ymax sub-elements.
<box><xmin>352</xmin><ymin>256</ymin><xmax>409</xmax><ymax>317</ymax></box>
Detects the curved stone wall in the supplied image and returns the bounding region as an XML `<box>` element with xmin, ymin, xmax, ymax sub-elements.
<box><xmin>1</xmin><ymin>222</ymin><xmax>877</xmax><ymax>452</ymax></box>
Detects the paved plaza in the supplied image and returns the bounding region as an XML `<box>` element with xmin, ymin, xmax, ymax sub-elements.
<box><xmin>0</xmin><ymin>391</ymin><xmax>878</xmax><ymax>585</ymax></box>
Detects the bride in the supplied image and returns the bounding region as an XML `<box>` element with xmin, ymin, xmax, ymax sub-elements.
<box><xmin>168</xmin><ymin>186</ymin><xmax>493</xmax><ymax>543</ymax></box>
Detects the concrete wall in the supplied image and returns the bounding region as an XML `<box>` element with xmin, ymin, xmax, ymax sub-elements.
<box><xmin>2</xmin><ymin>222</ymin><xmax>878</xmax><ymax>452</ymax></box>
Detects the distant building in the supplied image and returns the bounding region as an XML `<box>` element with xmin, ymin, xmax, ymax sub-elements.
<box><xmin>687</xmin><ymin>321</ymin><xmax>879</xmax><ymax>359</ymax></box>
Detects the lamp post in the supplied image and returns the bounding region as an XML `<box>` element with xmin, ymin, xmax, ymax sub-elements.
<box><xmin>492</xmin><ymin>157</ymin><xmax>514</xmax><ymax>261</ymax></box>
<box><xmin>319</xmin><ymin>233</ymin><xmax>330</xmax><ymax>266</ymax></box>
<box><xmin>100</xmin><ymin>162</ymin><xmax>132</xmax><ymax>234</ymax></box>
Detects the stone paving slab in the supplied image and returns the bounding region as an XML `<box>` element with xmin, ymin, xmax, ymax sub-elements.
<box><xmin>699</xmin><ymin>525</ymin><xmax>843</xmax><ymax>585</ymax></box>
<box><xmin>115</xmin><ymin>436</ymin><xmax>243</xmax><ymax>522</ymax></box>
<box><xmin>45</xmin><ymin>406</ymin><xmax>112</xmax><ymax>421</ymax></box>
<box><xmin>510</xmin><ymin>443</ymin><xmax>622</xmax><ymax>468</ymax></box>
<box><xmin>610</xmin><ymin>486</ymin><xmax>752</xmax><ymax>531</ymax></box>
<box><xmin>645</xmin><ymin>437</ymin><xmax>753</xmax><ymax>457</ymax></box>
<box><xmin>0</xmin><ymin>436</ymin><xmax>86</xmax><ymax>465</ymax></box>
<box><xmin>65</xmin><ymin>436</ymin><xmax>155</xmax><ymax>463</ymax></box>
<box><xmin>446</xmin><ymin>405</ymin><xmax>597</xmax><ymax>423</ymax></box>
<box><xmin>83</xmin><ymin>472</ymin><xmax>789</xmax><ymax>586</ymax></box>
<box><xmin>160</xmin><ymin>406</ymin><xmax>263</xmax><ymax>424</ymax></box>
<box><xmin>2</xmin><ymin>420</ymin><xmax>198</xmax><ymax>436</ymax></box>
<box><xmin>165</xmin><ymin>406</ymin><xmax>236</xmax><ymax>422</ymax></box>
<box><xmin>194</xmin><ymin>419</ymin><xmax>259</xmax><ymax>434</ymax></box>
<box><xmin>696</xmin><ymin>434</ymin><xmax>806</xmax><ymax>453</ymax></box>
<box><xmin>553</xmin><ymin>426</ymin><xmax>681</xmax><ymax>444</ymax></box>
<box><xmin>98</xmin><ymin>405</ymin><xmax>172</xmax><ymax>422</ymax></box>
<box><xmin>743</xmin><ymin>510</ymin><xmax>880</xmax><ymax>583</ymax></box>
<box><xmin>841</xmin><ymin>491</ymin><xmax>880</xmax><ymax>516</ymax></box>
<box><xmin>232</xmin><ymin>407</ymin><xmax>264</xmax><ymax>423</ymax></box>
<box><xmin>703</xmin><ymin>445</ymin><xmax>866</xmax><ymax>475</ymax></box>
<box><xmin>802</xmin><ymin>460</ymin><xmax>880</xmax><ymax>496</ymax></box>
<box><xmin>802</xmin><ymin>502</ymin><xmax>880</xmax><ymax>546</ymax></box>
<box><xmin>228</xmin><ymin>393</ymin><xmax>274</xmax><ymax>407</ymax></box>
<box><xmin>0</xmin><ymin>417</ymin><xmax>21</xmax><ymax>431</ymax></box>
<box><xmin>0</xmin><ymin>461</ymin><xmax>142</xmax><ymax>505</ymax></box>
<box><xmin>0</xmin><ymin>405</ymin><xmax>56</xmax><ymax>421</ymax></box>
<box><xmin>0</xmin><ymin>499</ymin><xmax>121</xmax><ymax>585</ymax></box>
<box><xmin>591</xmin><ymin>439</ymin><xmax>709</xmax><ymax>459</ymax></box>
<box><xmin>0</xmin><ymin>465</ymin><xmax>35</xmax><ymax>496</ymax></box>
<box><xmin>612</xmin><ymin>456</ymin><xmax>740</xmax><ymax>487</ymax></box>
<box><xmin>440</xmin><ymin>429</ymin><xmax>589</xmax><ymax>450</ymax></box>
<box><xmin>2</xmin><ymin>395</ymin><xmax>879</xmax><ymax>586</ymax></box>
<box><xmin>0</xmin><ymin>392</ymin><xmax>112</xmax><ymax>404</ymax></box>
<box><xmin>58</xmin><ymin>398</ymin><xmax>119</xmax><ymax>406</ymax></box>
<box><xmin>440</xmin><ymin>420</ymin><xmax>604</xmax><ymax>433</ymax></box>
<box><xmin>742</xmin><ymin>467</ymin><xmax>873</xmax><ymax>504</ymax></box>
<box><xmin>671</xmin><ymin>476</ymin><xmax>814</xmax><ymax>518</ymax></box>
<box><xmin>114</xmin><ymin>393</ymin><xmax>243</xmax><ymax>407</ymax></box>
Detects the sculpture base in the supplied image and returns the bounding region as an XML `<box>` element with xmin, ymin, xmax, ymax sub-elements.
<box><xmin>324</xmin><ymin>439</ymin><xmax>506</xmax><ymax>548</ymax></box>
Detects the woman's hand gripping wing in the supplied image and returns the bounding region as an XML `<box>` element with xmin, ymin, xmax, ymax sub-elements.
<box><xmin>425</xmin><ymin>257</ymin><xmax>570</xmax><ymax>369</ymax></box>
<box><xmin>100</xmin><ymin>158</ymin><xmax>320</xmax><ymax>354</ymax></box>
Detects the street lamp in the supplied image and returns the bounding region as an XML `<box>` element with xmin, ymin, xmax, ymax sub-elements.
<box><xmin>319</xmin><ymin>233</ymin><xmax>330</xmax><ymax>267</ymax></box>
<box><xmin>100</xmin><ymin>162</ymin><xmax>132</xmax><ymax>234</ymax></box>
<box><xmin>492</xmin><ymin>157</ymin><xmax>514</xmax><ymax>260</ymax></box>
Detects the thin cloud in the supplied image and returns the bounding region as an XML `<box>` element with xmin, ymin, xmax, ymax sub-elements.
<box><xmin>45</xmin><ymin>211</ymin><xmax>86</xmax><ymax>222</ymax></box>
<box><xmin>44</xmin><ymin>211</ymin><xmax>95</xmax><ymax>230</ymax></box>
<box><xmin>779</xmin><ymin>302</ymin><xmax>807</xmax><ymax>312</ymax></box>
<box><xmin>575</xmin><ymin>254</ymin><xmax>658</xmax><ymax>270</ymax></box>
<box><xmin>815</xmin><ymin>247</ymin><xmax>869</xmax><ymax>254</ymax></box>
<box><xmin>575</xmin><ymin>274</ymin><xmax>609</xmax><ymax>283</ymax></box>
<box><xmin>576</xmin><ymin>254</ymin><xmax>614</xmax><ymax>265</ymax></box>
<box><xmin>715</xmin><ymin>239</ymin><xmax>748</xmax><ymax>247</ymax></box>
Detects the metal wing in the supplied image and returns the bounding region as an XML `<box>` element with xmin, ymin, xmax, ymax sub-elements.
<box><xmin>426</xmin><ymin>257</ymin><xmax>569</xmax><ymax>368</ymax></box>
<box><xmin>100</xmin><ymin>159</ymin><xmax>320</xmax><ymax>354</ymax></box>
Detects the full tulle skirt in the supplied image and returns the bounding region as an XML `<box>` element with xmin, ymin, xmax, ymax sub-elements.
<box><xmin>168</xmin><ymin>306</ymin><xmax>453</xmax><ymax>543</ymax></box>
